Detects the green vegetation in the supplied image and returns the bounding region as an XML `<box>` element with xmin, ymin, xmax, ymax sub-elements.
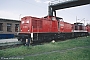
<box><xmin>0</xmin><ymin>36</ymin><xmax>90</xmax><ymax>60</ymax></box>
<box><xmin>24</xmin><ymin>48</ymin><xmax>90</xmax><ymax>60</ymax></box>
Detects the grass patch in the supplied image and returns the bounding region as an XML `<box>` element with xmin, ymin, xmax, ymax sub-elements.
<box><xmin>24</xmin><ymin>48</ymin><xmax>90</xmax><ymax>60</ymax></box>
<box><xmin>0</xmin><ymin>36</ymin><xmax>90</xmax><ymax>58</ymax></box>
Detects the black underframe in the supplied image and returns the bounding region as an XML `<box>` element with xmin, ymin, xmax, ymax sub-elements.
<box><xmin>18</xmin><ymin>32</ymin><xmax>89</xmax><ymax>44</ymax></box>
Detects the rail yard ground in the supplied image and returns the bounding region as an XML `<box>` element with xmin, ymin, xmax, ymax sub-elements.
<box><xmin>0</xmin><ymin>36</ymin><xmax>90</xmax><ymax>60</ymax></box>
<box><xmin>0</xmin><ymin>38</ymin><xmax>18</xmax><ymax>43</ymax></box>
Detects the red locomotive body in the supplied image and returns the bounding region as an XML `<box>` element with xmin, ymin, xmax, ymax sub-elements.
<box><xmin>20</xmin><ymin>16</ymin><xmax>72</xmax><ymax>34</ymax></box>
<box><xmin>60</xmin><ymin>21</ymin><xmax>72</xmax><ymax>32</ymax></box>
<box><xmin>86</xmin><ymin>25</ymin><xmax>90</xmax><ymax>33</ymax></box>
<box><xmin>18</xmin><ymin>16</ymin><xmax>89</xmax><ymax>45</ymax></box>
<box><xmin>17</xmin><ymin>1</ymin><xmax>90</xmax><ymax>46</ymax></box>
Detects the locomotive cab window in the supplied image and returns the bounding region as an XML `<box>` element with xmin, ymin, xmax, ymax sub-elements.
<box><xmin>74</xmin><ymin>23</ymin><xmax>85</xmax><ymax>30</ymax></box>
<box><xmin>74</xmin><ymin>23</ymin><xmax>79</xmax><ymax>30</ymax></box>
<box><xmin>0</xmin><ymin>23</ymin><xmax>3</xmax><ymax>31</ymax></box>
<box><xmin>75</xmin><ymin>25</ymin><xmax>78</xmax><ymax>30</ymax></box>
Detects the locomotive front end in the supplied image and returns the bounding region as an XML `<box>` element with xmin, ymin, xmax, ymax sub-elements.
<box><xmin>18</xmin><ymin>16</ymin><xmax>32</xmax><ymax>45</ymax></box>
<box><xmin>20</xmin><ymin>17</ymin><xmax>31</xmax><ymax>33</ymax></box>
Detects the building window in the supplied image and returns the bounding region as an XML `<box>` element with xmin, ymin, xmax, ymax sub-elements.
<box><xmin>0</xmin><ymin>23</ymin><xmax>3</xmax><ymax>31</ymax></box>
<box><xmin>7</xmin><ymin>23</ymin><xmax>12</xmax><ymax>32</ymax></box>
<box><xmin>15</xmin><ymin>24</ymin><xmax>19</xmax><ymax>32</ymax></box>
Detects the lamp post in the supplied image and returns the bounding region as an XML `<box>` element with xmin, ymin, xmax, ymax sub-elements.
<box><xmin>19</xmin><ymin>14</ymin><xmax>22</xmax><ymax>21</ymax></box>
<box><xmin>17</xmin><ymin>14</ymin><xmax>22</xmax><ymax>35</ymax></box>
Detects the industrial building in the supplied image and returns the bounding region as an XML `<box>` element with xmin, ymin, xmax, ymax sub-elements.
<box><xmin>0</xmin><ymin>18</ymin><xmax>20</xmax><ymax>39</ymax></box>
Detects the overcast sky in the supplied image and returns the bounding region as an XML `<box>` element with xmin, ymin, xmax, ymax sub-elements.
<box><xmin>0</xmin><ymin>0</ymin><xmax>90</xmax><ymax>25</ymax></box>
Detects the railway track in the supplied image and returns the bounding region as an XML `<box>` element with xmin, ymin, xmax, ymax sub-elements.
<box><xmin>0</xmin><ymin>41</ymin><xmax>23</xmax><ymax>50</ymax></box>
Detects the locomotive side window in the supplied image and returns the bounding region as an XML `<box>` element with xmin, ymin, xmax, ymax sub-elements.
<box><xmin>7</xmin><ymin>23</ymin><xmax>12</xmax><ymax>32</ymax></box>
<box><xmin>0</xmin><ymin>23</ymin><xmax>3</xmax><ymax>31</ymax></box>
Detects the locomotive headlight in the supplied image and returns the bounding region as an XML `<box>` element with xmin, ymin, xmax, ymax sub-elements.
<box><xmin>21</xmin><ymin>30</ymin><xmax>22</xmax><ymax>31</ymax></box>
<box><xmin>28</xmin><ymin>30</ymin><xmax>29</xmax><ymax>32</ymax></box>
<box><xmin>22</xmin><ymin>21</ymin><xmax>24</xmax><ymax>24</ymax></box>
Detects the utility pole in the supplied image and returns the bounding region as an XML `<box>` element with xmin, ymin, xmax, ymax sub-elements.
<box><xmin>17</xmin><ymin>14</ymin><xmax>22</xmax><ymax>35</ymax></box>
<box><xmin>76</xmin><ymin>16</ymin><xmax>77</xmax><ymax>23</ymax></box>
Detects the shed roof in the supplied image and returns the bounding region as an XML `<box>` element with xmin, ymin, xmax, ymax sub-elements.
<box><xmin>0</xmin><ymin>18</ymin><xmax>21</xmax><ymax>22</ymax></box>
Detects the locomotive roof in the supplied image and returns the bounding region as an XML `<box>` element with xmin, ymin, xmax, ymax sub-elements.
<box><xmin>44</xmin><ymin>16</ymin><xmax>63</xmax><ymax>19</ymax></box>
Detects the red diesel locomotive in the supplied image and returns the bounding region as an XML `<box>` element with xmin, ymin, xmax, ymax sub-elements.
<box><xmin>17</xmin><ymin>1</ymin><xmax>90</xmax><ymax>45</ymax></box>
<box><xmin>17</xmin><ymin>16</ymin><xmax>89</xmax><ymax>45</ymax></box>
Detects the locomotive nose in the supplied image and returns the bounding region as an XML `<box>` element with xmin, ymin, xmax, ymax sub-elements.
<box><xmin>20</xmin><ymin>18</ymin><xmax>31</xmax><ymax>33</ymax></box>
<box><xmin>21</xmin><ymin>25</ymin><xmax>30</xmax><ymax>32</ymax></box>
